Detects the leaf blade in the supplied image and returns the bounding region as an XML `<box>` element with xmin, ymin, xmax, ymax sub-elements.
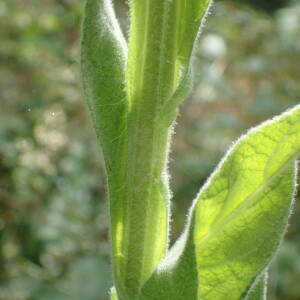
<box><xmin>194</xmin><ymin>105</ymin><xmax>300</xmax><ymax>299</ymax></box>
<box><xmin>140</xmin><ymin>105</ymin><xmax>300</xmax><ymax>300</ymax></box>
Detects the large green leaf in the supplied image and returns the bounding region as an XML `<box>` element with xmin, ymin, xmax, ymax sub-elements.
<box><xmin>193</xmin><ymin>106</ymin><xmax>299</xmax><ymax>299</ymax></box>
<box><xmin>81</xmin><ymin>0</ymin><xmax>129</xmax><ymax>298</ymax></box>
<box><xmin>140</xmin><ymin>105</ymin><xmax>300</xmax><ymax>300</ymax></box>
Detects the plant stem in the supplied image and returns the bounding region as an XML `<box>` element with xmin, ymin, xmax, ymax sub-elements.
<box><xmin>111</xmin><ymin>0</ymin><xmax>181</xmax><ymax>298</ymax></box>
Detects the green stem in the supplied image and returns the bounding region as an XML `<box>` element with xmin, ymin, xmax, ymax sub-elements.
<box><xmin>111</xmin><ymin>0</ymin><xmax>181</xmax><ymax>298</ymax></box>
<box><xmin>81</xmin><ymin>0</ymin><xmax>213</xmax><ymax>299</ymax></box>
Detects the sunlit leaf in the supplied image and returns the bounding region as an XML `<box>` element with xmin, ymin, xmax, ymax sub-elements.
<box><xmin>140</xmin><ymin>105</ymin><xmax>300</xmax><ymax>300</ymax></box>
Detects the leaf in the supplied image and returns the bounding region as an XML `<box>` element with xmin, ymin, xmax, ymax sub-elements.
<box><xmin>81</xmin><ymin>0</ymin><xmax>129</xmax><ymax>298</ymax></box>
<box><xmin>245</xmin><ymin>272</ymin><xmax>267</xmax><ymax>300</ymax></box>
<box><xmin>158</xmin><ymin>66</ymin><xmax>193</xmax><ymax>127</ymax></box>
<box><xmin>140</xmin><ymin>105</ymin><xmax>300</xmax><ymax>300</ymax></box>
<box><xmin>193</xmin><ymin>107</ymin><xmax>299</xmax><ymax>299</ymax></box>
<box><xmin>81</xmin><ymin>0</ymin><xmax>127</xmax><ymax>172</ymax></box>
<box><xmin>157</xmin><ymin>0</ymin><xmax>213</xmax><ymax>127</ymax></box>
<box><xmin>177</xmin><ymin>0</ymin><xmax>212</xmax><ymax>67</ymax></box>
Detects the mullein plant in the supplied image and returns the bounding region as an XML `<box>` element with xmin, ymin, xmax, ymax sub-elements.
<box><xmin>80</xmin><ymin>0</ymin><xmax>300</xmax><ymax>299</ymax></box>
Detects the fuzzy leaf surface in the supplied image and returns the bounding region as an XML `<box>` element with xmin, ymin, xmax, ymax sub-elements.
<box><xmin>140</xmin><ymin>105</ymin><xmax>300</xmax><ymax>300</ymax></box>
<box><xmin>81</xmin><ymin>0</ymin><xmax>127</xmax><ymax>172</ymax></box>
<box><xmin>81</xmin><ymin>0</ymin><xmax>129</xmax><ymax>297</ymax></box>
<box><xmin>193</xmin><ymin>105</ymin><xmax>300</xmax><ymax>299</ymax></box>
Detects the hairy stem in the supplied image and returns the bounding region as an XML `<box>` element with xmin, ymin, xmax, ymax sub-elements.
<box><xmin>113</xmin><ymin>0</ymin><xmax>181</xmax><ymax>298</ymax></box>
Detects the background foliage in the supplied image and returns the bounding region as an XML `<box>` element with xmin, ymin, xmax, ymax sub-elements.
<box><xmin>0</xmin><ymin>0</ymin><xmax>300</xmax><ymax>299</ymax></box>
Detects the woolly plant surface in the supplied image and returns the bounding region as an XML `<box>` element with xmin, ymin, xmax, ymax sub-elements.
<box><xmin>81</xmin><ymin>0</ymin><xmax>300</xmax><ymax>299</ymax></box>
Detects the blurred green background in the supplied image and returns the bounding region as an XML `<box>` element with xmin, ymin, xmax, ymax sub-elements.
<box><xmin>0</xmin><ymin>0</ymin><xmax>300</xmax><ymax>299</ymax></box>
